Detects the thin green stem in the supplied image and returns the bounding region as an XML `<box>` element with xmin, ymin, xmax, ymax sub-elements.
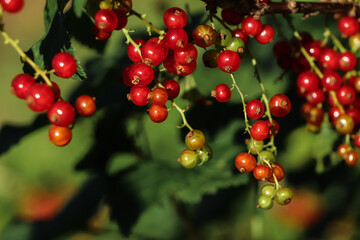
<box><xmin>325</xmin><ymin>28</ymin><xmax>347</xmax><ymax>53</ymax></box>
<box><xmin>122</xmin><ymin>28</ymin><xmax>143</xmax><ymax>61</ymax></box>
<box><xmin>172</xmin><ymin>101</ymin><xmax>194</xmax><ymax>131</ymax></box>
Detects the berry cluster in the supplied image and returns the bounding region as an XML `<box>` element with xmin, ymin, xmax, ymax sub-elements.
<box><xmin>93</xmin><ymin>0</ymin><xmax>131</xmax><ymax>40</ymax></box>
<box><xmin>11</xmin><ymin>52</ymin><xmax>96</xmax><ymax>146</ymax></box>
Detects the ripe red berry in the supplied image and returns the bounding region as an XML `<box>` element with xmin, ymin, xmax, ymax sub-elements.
<box><xmin>321</xmin><ymin>71</ymin><xmax>342</xmax><ymax>91</ymax></box>
<box><xmin>269</xmin><ymin>94</ymin><xmax>291</xmax><ymax>118</ymax></box>
<box><xmin>338</xmin><ymin>51</ymin><xmax>357</xmax><ymax>72</ymax></box>
<box><xmin>114</xmin><ymin>9</ymin><xmax>128</xmax><ymax>30</ymax></box>
<box><xmin>318</xmin><ymin>48</ymin><xmax>339</xmax><ymax>70</ymax></box>
<box><xmin>346</xmin><ymin>108</ymin><xmax>360</xmax><ymax>126</ymax></box>
<box><xmin>142</xmin><ymin>40</ymin><xmax>168</xmax><ymax>66</ymax></box>
<box><xmin>336</xmin><ymin>86</ymin><xmax>356</xmax><ymax>106</ymax></box>
<box><xmin>246</xmin><ymin>99</ymin><xmax>264</xmax><ymax>119</ymax></box>
<box><xmin>163</xmin><ymin>7</ymin><xmax>187</xmax><ymax>29</ymax></box>
<box><xmin>93</xmin><ymin>27</ymin><xmax>112</xmax><ymax>40</ymax></box>
<box><xmin>94</xmin><ymin>9</ymin><xmax>118</xmax><ymax>32</ymax></box>
<box><xmin>268</xmin><ymin>162</ymin><xmax>285</xmax><ymax>183</ymax></box>
<box><xmin>151</xmin><ymin>87</ymin><xmax>169</xmax><ymax>105</ymax></box>
<box><xmin>75</xmin><ymin>95</ymin><xmax>96</xmax><ymax>117</ymax></box>
<box><xmin>338</xmin><ymin>16</ymin><xmax>360</xmax><ymax>37</ymax></box>
<box><xmin>148</xmin><ymin>104</ymin><xmax>168</xmax><ymax>123</ymax></box>
<box><xmin>235</xmin><ymin>152</ymin><xmax>257</xmax><ymax>173</ymax></box>
<box><xmin>163</xmin><ymin>51</ymin><xmax>177</xmax><ymax>74</ymax></box>
<box><xmin>26</xmin><ymin>83</ymin><xmax>55</xmax><ymax>112</ymax></box>
<box><xmin>11</xmin><ymin>73</ymin><xmax>36</xmax><ymax>99</ymax></box>
<box><xmin>255</xmin><ymin>24</ymin><xmax>275</xmax><ymax>44</ymax></box>
<box><xmin>48</xmin><ymin>101</ymin><xmax>75</xmax><ymax>127</ymax></box>
<box><xmin>221</xmin><ymin>8</ymin><xmax>243</xmax><ymax>26</ymax></box>
<box><xmin>266</xmin><ymin>119</ymin><xmax>280</xmax><ymax>137</ymax></box>
<box><xmin>305</xmin><ymin>88</ymin><xmax>325</xmax><ymax>106</ymax></box>
<box><xmin>162</xmin><ymin>79</ymin><xmax>180</xmax><ymax>99</ymax></box>
<box><xmin>304</xmin><ymin>40</ymin><xmax>322</xmax><ymax>59</ymax></box>
<box><xmin>241</xmin><ymin>16</ymin><xmax>262</xmax><ymax>37</ymax></box>
<box><xmin>217</xmin><ymin>50</ymin><xmax>241</xmax><ymax>73</ymax></box>
<box><xmin>51</xmin><ymin>52</ymin><xmax>77</xmax><ymax>78</ymax></box>
<box><xmin>129</xmin><ymin>62</ymin><xmax>154</xmax><ymax>87</ymax></box>
<box><xmin>343</xmin><ymin>149</ymin><xmax>359</xmax><ymax>166</ymax></box>
<box><xmin>353</xmin><ymin>134</ymin><xmax>360</xmax><ymax>148</ymax></box>
<box><xmin>296</xmin><ymin>70</ymin><xmax>319</xmax><ymax>95</ymax></box>
<box><xmin>212</xmin><ymin>84</ymin><xmax>231</xmax><ymax>103</ymax></box>
<box><xmin>127</xmin><ymin>39</ymin><xmax>146</xmax><ymax>63</ymax></box>
<box><xmin>174</xmin><ymin>43</ymin><xmax>198</xmax><ymax>65</ymax></box>
<box><xmin>231</xmin><ymin>28</ymin><xmax>248</xmax><ymax>44</ymax></box>
<box><xmin>174</xmin><ymin>61</ymin><xmax>197</xmax><ymax>76</ymax></box>
<box><xmin>192</xmin><ymin>25</ymin><xmax>216</xmax><ymax>48</ymax></box>
<box><xmin>250</xmin><ymin>120</ymin><xmax>269</xmax><ymax>141</ymax></box>
<box><xmin>48</xmin><ymin>125</ymin><xmax>72</xmax><ymax>147</ymax></box>
<box><xmin>129</xmin><ymin>85</ymin><xmax>151</xmax><ymax>106</ymax></box>
<box><xmin>0</xmin><ymin>0</ymin><xmax>24</xmax><ymax>13</ymax></box>
<box><xmin>164</xmin><ymin>28</ymin><xmax>188</xmax><ymax>50</ymax></box>
<box><xmin>253</xmin><ymin>164</ymin><xmax>272</xmax><ymax>182</ymax></box>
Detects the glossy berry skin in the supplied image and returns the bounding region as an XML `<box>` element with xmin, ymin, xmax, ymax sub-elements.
<box><xmin>114</xmin><ymin>9</ymin><xmax>128</xmax><ymax>30</ymax></box>
<box><xmin>296</xmin><ymin>71</ymin><xmax>319</xmax><ymax>95</ymax></box>
<box><xmin>343</xmin><ymin>149</ymin><xmax>359</xmax><ymax>167</ymax></box>
<box><xmin>142</xmin><ymin>40</ymin><xmax>168</xmax><ymax>66</ymax></box>
<box><xmin>268</xmin><ymin>162</ymin><xmax>285</xmax><ymax>183</ymax></box>
<box><xmin>174</xmin><ymin>43</ymin><xmax>198</xmax><ymax>65</ymax></box>
<box><xmin>335</xmin><ymin>114</ymin><xmax>354</xmax><ymax>134</ymax></box>
<box><xmin>48</xmin><ymin>101</ymin><xmax>75</xmax><ymax>127</ymax></box>
<box><xmin>212</xmin><ymin>84</ymin><xmax>231</xmax><ymax>103</ymax></box>
<box><xmin>266</xmin><ymin>119</ymin><xmax>280</xmax><ymax>138</ymax></box>
<box><xmin>164</xmin><ymin>28</ymin><xmax>188</xmax><ymax>50</ymax></box>
<box><xmin>163</xmin><ymin>51</ymin><xmax>177</xmax><ymax>74</ymax></box>
<box><xmin>51</xmin><ymin>52</ymin><xmax>77</xmax><ymax>78</ymax></box>
<box><xmin>196</xmin><ymin>145</ymin><xmax>213</xmax><ymax>163</ymax></box>
<box><xmin>11</xmin><ymin>73</ymin><xmax>35</xmax><ymax>99</ymax></box>
<box><xmin>151</xmin><ymin>87</ymin><xmax>168</xmax><ymax>105</ymax></box>
<box><xmin>163</xmin><ymin>7</ymin><xmax>187</xmax><ymax>29</ymax></box>
<box><xmin>250</xmin><ymin>120</ymin><xmax>269</xmax><ymax>141</ymax></box>
<box><xmin>261</xmin><ymin>184</ymin><xmax>275</xmax><ymax>197</ymax></box>
<box><xmin>336</xmin><ymin>86</ymin><xmax>356</xmax><ymax>106</ymax></box>
<box><xmin>257</xmin><ymin>150</ymin><xmax>275</xmax><ymax>162</ymax></box>
<box><xmin>202</xmin><ymin>49</ymin><xmax>219</xmax><ymax>68</ymax></box>
<box><xmin>321</xmin><ymin>71</ymin><xmax>342</xmax><ymax>91</ymax></box>
<box><xmin>127</xmin><ymin>39</ymin><xmax>146</xmax><ymax>63</ymax></box>
<box><xmin>255</xmin><ymin>24</ymin><xmax>275</xmax><ymax>44</ymax></box>
<box><xmin>93</xmin><ymin>27</ymin><xmax>112</xmax><ymax>40</ymax></box>
<box><xmin>217</xmin><ymin>50</ymin><xmax>241</xmax><ymax>73</ymax></box>
<box><xmin>353</xmin><ymin>134</ymin><xmax>360</xmax><ymax>148</ymax></box>
<box><xmin>179</xmin><ymin>149</ymin><xmax>198</xmax><ymax>169</ymax></box>
<box><xmin>258</xmin><ymin>195</ymin><xmax>273</xmax><ymax>210</ymax></box>
<box><xmin>338</xmin><ymin>51</ymin><xmax>357</xmax><ymax>72</ymax></box>
<box><xmin>235</xmin><ymin>152</ymin><xmax>256</xmax><ymax>173</ymax></box>
<box><xmin>225</xmin><ymin>37</ymin><xmax>244</xmax><ymax>53</ymax></box>
<box><xmin>337</xmin><ymin>143</ymin><xmax>350</xmax><ymax>157</ymax></box>
<box><xmin>247</xmin><ymin>139</ymin><xmax>264</xmax><ymax>155</ymax></box>
<box><xmin>338</xmin><ymin>16</ymin><xmax>360</xmax><ymax>37</ymax></box>
<box><xmin>215</xmin><ymin>28</ymin><xmax>232</xmax><ymax>47</ymax></box>
<box><xmin>275</xmin><ymin>187</ymin><xmax>293</xmax><ymax>205</ymax></box>
<box><xmin>122</xmin><ymin>65</ymin><xmax>134</xmax><ymax>87</ymax></box>
<box><xmin>75</xmin><ymin>95</ymin><xmax>96</xmax><ymax>117</ymax></box>
<box><xmin>48</xmin><ymin>125</ymin><xmax>72</xmax><ymax>147</ymax></box>
<box><xmin>346</xmin><ymin>108</ymin><xmax>360</xmax><ymax>126</ymax></box>
<box><xmin>174</xmin><ymin>61</ymin><xmax>196</xmax><ymax>76</ymax></box>
<box><xmin>192</xmin><ymin>25</ymin><xmax>216</xmax><ymax>48</ymax></box>
<box><xmin>231</xmin><ymin>28</ymin><xmax>248</xmax><ymax>44</ymax></box>
<box><xmin>162</xmin><ymin>79</ymin><xmax>180</xmax><ymax>99</ymax></box>
<box><xmin>253</xmin><ymin>164</ymin><xmax>271</xmax><ymax>182</ymax></box>
<box><xmin>185</xmin><ymin>129</ymin><xmax>205</xmax><ymax>150</ymax></box>
<box><xmin>148</xmin><ymin>104</ymin><xmax>168</xmax><ymax>123</ymax></box>
<box><xmin>269</xmin><ymin>94</ymin><xmax>291</xmax><ymax>118</ymax></box>
<box><xmin>318</xmin><ymin>48</ymin><xmax>339</xmax><ymax>70</ymax></box>
<box><xmin>241</xmin><ymin>16</ymin><xmax>262</xmax><ymax>37</ymax></box>
<box><xmin>306</xmin><ymin>88</ymin><xmax>325</xmax><ymax>106</ymax></box>
<box><xmin>221</xmin><ymin>8</ymin><xmax>243</xmax><ymax>25</ymax></box>
<box><xmin>26</xmin><ymin>83</ymin><xmax>55</xmax><ymax>112</ymax></box>
<box><xmin>129</xmin><ymin>85</ymin><xmax>151</xmax><ymax>106</ymax></box>
<box><xmin>0</xmin><ymin>0</ymin><xmax>24</xmax><ymax>13</ymax></box>
<box><xmin>304</xmin><ymin>41</ymin><xmax>322</xmax><ymax>59</ymax></box>
<box><xmin>246</xmin><ymin>99</ymin><xmax>264</xmax><ymax>119</ymax></box>
<box><xmin>129</xmin><ymin>62</ymin><xmax>154</xmax><ymax>87</ymax></box>
<box><xmin>94</xmin><ymin>9</ymin><xmax>118</xmax><ymax>32</ymax></box>
<box><xmin>328</xmin><ymin>107</ymin><xmax>341</xmax><ymax>124</ymax></box>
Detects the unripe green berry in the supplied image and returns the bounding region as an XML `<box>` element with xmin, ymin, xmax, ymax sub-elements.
<box><xmin>257</xmin><ymin>150</ymin><xmax>276</xmax><ymax>162</ymax></box>
<box><xmin>247</xmin><ymin>139</ymin><xmax>264</xmax><ymax>155</ymax></box>
<box><xmin>196</xmin><ymin>145</ymin><xmax>213</xmax><ymax>163</ymax></box>
<box><xmin>261</xmin><ymin>184</ymin><xmax>275</xmax><ymax>197</ymax></box>
<box><xmin>179</xmin><ymin>149</ymin><xmax>199</xmax><ymax>169</ymax></box>
<box><xmin>215</xmin><ymin>28</ymin><xmax>232</xmax><ymax>47</ymax></box>
<box><xmin>275</xmin><ymin>187</ymin><xmax>293</xmax><ymax>205</ymax></box>
<box><xmin>258</xmin><ymin>195</ymin><xmax>273</xmax><ymax>210</ymax></box>
<box><xmin>225</xmin><ymin>37</ymin><xmax>244</xmax><ymax>53</ymax></box>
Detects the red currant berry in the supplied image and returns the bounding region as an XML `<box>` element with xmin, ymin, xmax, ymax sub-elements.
<box><xmin>212</xmin><ymin>84</ymin><xmax>231</xmax><ymax>103</ymax></box>
<box><xmin>142</xmin><ymin>40</ymin><xmax>168</xmax><ymax>66</ymax></box>
<box><xmin>305</xmin><ymin>88</ymin><xmax>325</xmax><ymax>106</ymax></box>
<box><xmin>336</xmin><ymin>86</ymin><xmax>356</xmax><ymax>106</ymax></box>
<box><xmin>338</xmin><ymin>16</ymin><xmax>360</xmax><ymax>37</ymax></box>
<box><xmin>246</xmin><ymin>99</ymin><xmax>265</xmax><ymax>119</ymax></box>
<box><xmin>11</xmin><ymin>73</ymin><xmax>35</xmax><ymax>99</ymax></box>
<box><xmin>114</xmin><ymin>9</ymin><xmax>128</xmax><ymax>30</ymax></box>
<box><xmin>235</xmin><ymin>152</ymin><xmax>256</xmax><ymax>173</ymax></box>
<box><xmin>269</xmin><ymin>94</ymin><xmax>291</xmax><ymax>118</ymax></box>
<box><xmin>162</xmin><ymin>79</ymin><xmax>180</xmax><ymax>99</ymax></box>
<box><xmin>304</xmin><ymin>40</ymin><xmax>322</xmax><ymax>59</ymax></box>
<box><xmin>221</xmin><ymin>8</ymin><xmax>243</xmax><ymax>26</ymax></box>
<box><xmin>75</xmin><ymin>95</ymin><xmax>96</xmax><ymax>117</ymax></box>
<box><xmin>241</xmin><ymin>16</ymin><xmax>262</xmax><ymax>37</ymax></box>
<box><xmin>179</xmin><ymin>149</ymin><xmax>198</xmax><ymax>169</ymax></box>
<box><xmin>346</xmin><ymin>108</ymin><xmax>360</xmax><ymax>126</ymax></box>
<box><xmin>185</xmin><ymin>129</ymin><xmax>205</xmax><ymax>150</ymax></box>
<box><xmin>337</xmin><ymin>143</ymin><xmax>351</xmax><ymax>157</ymax></box>
<box><xmin>127</xmin><ymin>39</ymin><xmax>146</xmax><ymax>63</ymax></box>
<box><xmin>296</xmin><ymin>70</ymin><xmax>319</xmax><ymax>95</ymax></box>
<box><xmin>328</xmin><ymin>106</ymin><xmax>341</xmax><ymax>124</ymax></box>
<box><xmin>343</xmin><ymin>149</ymin><xmax>359</xmax><ymax>167</ymax></box>
<box><xmin>268</xmin><ymin>162</ymin><xmax>285</xmax><ymax>183</ymax></box>
<box><xmin>93</xmin><ymin>27</ymin><xmax>112</xmax><ymax>40</ymax></box>
<box><xmin>275</xmin><ymin>187</ymin><xmax>293</xmax><ymax>205</ymax></box>
<box><xmin>148</xmin><ymin>104</ymin><xmax>168</xmax><ymax>123</ymax></box>
<box><xmin>338</xmin><ymin>51</ymin><xmax>357</xmax><ymax>72</ymax></box>
<box><xmin>163</xmin><ymin>7</ymin><xmax>187</xmax><ymax>29</ymax></box>
<box><xmin>353</xmin><ymin>134</ymin><xmax>360</xmax><ymax>148</ymax></box>
<box><xmin>174</xmin><ymin>43</ymin><xmax>198</xmax><ymax>65</ymax></box>
<box><xmin>164</xmin><ymin>28</ymin><xmax>188</xmax><ymax>50</ymax></box>
<box><xmin>192</xmin><ymin>25</ymin><xmax>216</xmax><ymax>48</ymax></box>
<box><xmin>129</xmin><ymin>62</ymin><xmax>154</xmax><ymax>87</ymax></box>
<box><xmin>253</xmin><ymin>164</ymin><xmax>271</xmax><ymax>182</ymax></box>
<box><xmin>163</xmin><ymin>51</ymin><xmax>177</xmax><ymax>74</ymax></box>
<box><xmin>151</xmin><ymin>87</ymin><xmax>168</xmax><ymax>105</ymax></box>
<box><xmin>255</xmin><ymin>24</ymin><xmax>275</xmax><ymax>44</ymax></box>
<box><xmin>217</xmin><ymin>50</ymin><xmax>241</xmax><ymax>73</ymax></box>
<box><xmin>48</xmin><ymin>125</ymin><xmax>72</xmax><ymax>147</ymax></box>
<box><xmin>26</xmin><ymin>83</ymin><xmax>55</xmax><ymax>112</ymax></box>
<box><xmin>335</xmin><ymin>114</ymin><xmax>354</xmax><ymax>134</ymax></box>
<box><xmin>250</xmin><ymin>120</ymin><xmax>269</xmax><ymax>141</ymax></box>
<box><xmin>0</xmin><ymin>0</ymin><xmax>24</xmax><ymax>13</ymax></box>
<box><xmin>321</xmin><ymin>71</ymin><xmax>342</xmax><ymax>91</ymax></box>
<box><xmin>94</xmin><ymin>9</ymin><xmax>118</xmax><ymax>32</ymax></box>
<box><xmin>129</xmin><ymin>85</ymin><xmax>151</xmax><ymax>106</ymax></box>
<box><xmin>121</xmin><ymin>65</ymin><xmax>134</xmax><ymax>87</ymax></box>
<box><xmin>266</xmin><ymin>119</ymin><xmax>280</xmax><ymax>138</ymax></box>
<box><xmin>174</xmin><ymin>61</ymin><xmax>196</xmax><ymax>76</ymax></box>
<box><xmin>47</xmin><ymin>101</ymin><xmax>75</xmax><ymax>127</ymax></box>
<box><xmin>258</xmin><ymin>195</ymin><xmax>273</xmax><ymax>210</ymax></box>
<box><xmin>51</xmin><ymin>52</ymin><xmax>77</xmax><ymax>78</ymax></box>
<box><xmin>202</xmin><ymin>49</ymin><xmax>219</xmax><ymax>68</ymax></box>
<box><xmin>318</xmin><ymin>48</ymin><xmax>339</xmax><ymax>70</ymax></box>
<box><xmin>232</xmin><ymin>28</ymin><xmax>248</xmax><ymax>44</ymax></box>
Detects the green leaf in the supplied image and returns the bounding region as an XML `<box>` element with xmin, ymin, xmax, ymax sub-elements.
<box><xmin>44</xmin><ymin>0</ymin><xmax>59</xmax><ymax>32</ymax></box>
<box><xmin>107</xmin><ymin>153</ymin><xmax>138</xmax><ymax>175</ymax></box>
<box><xmin>73</xmin><ymin>0</ymin><xmax>88</xmax><ymax>17</ymax></box>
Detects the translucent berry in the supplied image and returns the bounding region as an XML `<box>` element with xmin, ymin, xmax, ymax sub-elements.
<box><xmin>185</xmin><ymin>129</ymin><xmax>205</xmax><ymax>150</ymax></box>
<box><xmin>51</xmin><ymin>52</ymin><xmax>77</xmax><ymax>78</ymax></box>
<box><xmin>75</xmin><ymin>95</ymin><xmax>96</xmax><ymax>117</ymax></box>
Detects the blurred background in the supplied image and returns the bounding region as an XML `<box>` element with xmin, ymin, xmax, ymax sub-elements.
<box><xmin>0</xmin><ymin>0</ymin><xmax>359</xmax><ymax>239</ymax></box>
